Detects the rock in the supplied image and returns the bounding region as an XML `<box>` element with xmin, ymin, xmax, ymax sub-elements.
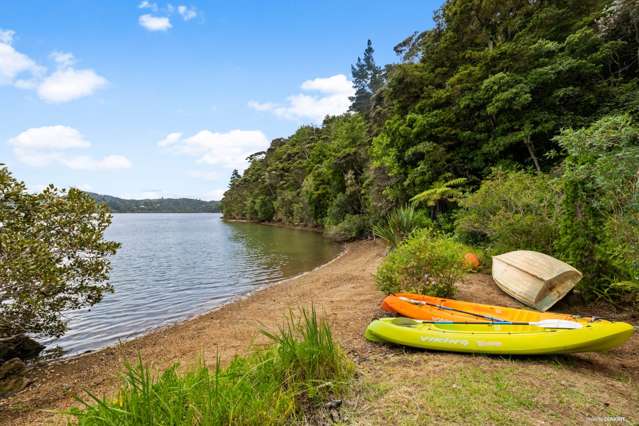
<box><xmin>0</xmin><ymin>334</ymin><xmax>44</xmax><ymax>362</ymax></box>
<box><xmin>0</xmin><ymin>358</ymin><xmax>25</xmax><ymax>380</ymax></box>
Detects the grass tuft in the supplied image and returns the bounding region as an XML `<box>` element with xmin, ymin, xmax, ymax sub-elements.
<box><xmin>67</xmin><ymin>307</ymin><xmax>352</xmax><ymax>425</ymax></box>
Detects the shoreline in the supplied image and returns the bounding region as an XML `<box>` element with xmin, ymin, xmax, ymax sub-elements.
<box><xmin>52</xmin><ymin>243</ymin><xmax>349</xmax><ymax>361</ymax></box>
<box><xmin>1</xmin><ymin>240</ymin><xmax>387</xmax><ymax>425</ymax></box>
<box><xmin>2</xmin><ymin>240</ymin><xmax>637</xmax><ymax>424</ymax></box>
<box><xmin>222</xmin><ymin>218</ymin><xmax>324</xmax><ymax>233</ymax></box>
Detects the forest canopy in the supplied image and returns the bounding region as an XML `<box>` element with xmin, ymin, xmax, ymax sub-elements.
<box><xmin>222</xmin><ymin>0</ymin><xmax>639</xmax><ymax>299</ymax></box>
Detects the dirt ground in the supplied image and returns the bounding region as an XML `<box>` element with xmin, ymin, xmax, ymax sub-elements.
<box><xmin>1</xmin><ymin>240</ymin><xmax>637</xmax><ymax>425</ymax></box>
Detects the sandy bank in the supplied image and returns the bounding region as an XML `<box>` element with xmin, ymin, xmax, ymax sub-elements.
<box><xmin>0</xmin><ymin>240</ymin><xmax>387</xmax><ymax>425</ymax></box>
<box><xmin>2</xmin><ymin>239</ymin><xmax>637</xmax><ymax>425</ymax></box>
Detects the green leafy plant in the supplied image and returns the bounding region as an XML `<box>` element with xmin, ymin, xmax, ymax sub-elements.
<box><xmin>0</xmin><ymin>166</ymin><xmax>119</xmax><ymax>338</ymax></box>
<box><xmin>324</xmin><ymin>214</ymin><xmax>368</xmax><ymax>242</ymax></box>
<box><xmin>455</xmin><ymin>169</ymin><xmax>562</xmax><ymax>256</ymax></box>
<box><xmin>555</xmin><ymin>114</ymin><xmax>639</xmax><ymax>297</ymax></box>
<box><xmin>410</xmin><ymin>176</ymin><xmax>467</xmax><ymax>217</ymax></box>
<box><xmin>372</xmin><ymin>205</ymin><xmax>431</xmax><ymax>249</ymax></box>
<box><xmin>375</xmin><ymin>229</ymin><xmax>470</xmax><ymax>297</ymax></box>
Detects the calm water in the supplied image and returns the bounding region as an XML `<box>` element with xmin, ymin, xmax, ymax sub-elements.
<box><xmin>44</xmin><ymin>213</ymin><xmax>340</xmax><ymax>355</ymax></box>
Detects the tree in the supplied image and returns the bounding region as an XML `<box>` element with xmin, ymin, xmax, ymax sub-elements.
<box><xmin>229</xmin><ymin>169</ymin><xmax>241</xmax><ymax>187</ymax></box>
<box><xmin>0</xmin><ymin>167</ymin><xmax>120</xmax><ymax>338</ymax></box>
<box><xmin>555</xmin><ymin>114</ymin><xmax>639</xmax><ymax>295</ymax></box>
<box><xmin>349</xmin><ymin>40</ymin><xmax>384</xmax><ymax>115</ymax></box>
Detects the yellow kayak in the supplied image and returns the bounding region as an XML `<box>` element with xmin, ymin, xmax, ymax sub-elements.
<box><xmin>365</xmin><ymin>318</ymin><xmax>634</xmax><ymax>355</ymax></box>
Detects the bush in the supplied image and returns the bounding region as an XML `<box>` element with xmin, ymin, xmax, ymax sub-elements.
<box><xmin>455</xmin><ymin>169</ymin><xmax>562</xmax><ymax>256</ymax></box>
<box><xmin>0</xmin><ymin>166</ymin><xmax>119</xmax><ymax>338</ymax></box>
<box><xmin>68</xmin><ymin>308</ymin><xmax>353</xmax><ymax>425</ymax></box>
<box><xmin>324</xmin><ymin>214</ymin><xmax>368</xmax><ymax>242</ymax></box>
<box><xmin>375</xmin><ymin>229</ymin><xmax>470</xmax><ymax>297</ymax></box>
<box><xmin>372</xmin><ymin>205</ymin><xmax>432</xmax><ymax>249</ymax></box>
<box><xmin>555</xmin><ymin>114</ymin><xmax>639</xmax><ymax>297</ymax></box>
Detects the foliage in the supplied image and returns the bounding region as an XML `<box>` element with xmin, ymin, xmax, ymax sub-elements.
<box><xmin>410</xmin><ymin>176</ymin><xmax>467</xmax><ymax>217</ymax></box>
<box><xmin>555</xmin><ymin>114</ymin><xmax>639</xmax><ymax>296</ymax></box>
<box><xmin>0</xmin><ymin>167</ymin><xmax>119</xmax><ymax>338</ymax></box>
<box><xmin>350</xmin><ymin>39</ymin><xmax>385</xmax><ymax>116</ymax></box>
<box><xmin>220</xmin><ymin>1</ymin><xmax>639</xmax><ymax>305</ymax></box>
<box><xmin>455</xmin><ymin>169</ymin><xmax>562</xmax><ymax>256</ymax></box>
<box><xmin>368</xmin><ymin>0</ymin><xmax>638</xmax><ymax>211</ymax></box>
<box><xmin>68</xmin><ymin>308</ymin><xmax>353</xmax><ymax>425</ymax></box>
<box><xmin>375</xmin><ymin>229</ymin><xmax>470</xmax><ymax>297</ymax></box>
<box><xmin>372</xmin><ymin>205</ymin><xmax>432</xmax><ymax>249</ymax></box>
<box><xmin>88</xmin><ymin>192</ymin><xmax>221</xmax><ymax>213</ymax></box>
<box><xmin>224</xmin><ymin>0</ymin><xmax>638</xmax><ymax>234</ymax></box>
<box><xmin>324</xmin><ymin>214</ymin><xmax>368</xmax><ymax>242</ymax></box>
<box><xmin>223</xmin><ymin>114</ymin><xmax>369</xmax><ymax>227</ymax></box>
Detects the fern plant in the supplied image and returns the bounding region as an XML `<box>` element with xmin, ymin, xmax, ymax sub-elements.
<box><xmin>410</xmin><ymin>176</ymin><xmax>467</xmax><ymax>217</ymax></box>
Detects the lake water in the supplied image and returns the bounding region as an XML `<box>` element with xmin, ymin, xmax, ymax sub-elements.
<box><xmin>44</xmin><ymin>213</ymin><xmax>341</xmax><ymax>355</ymax></box>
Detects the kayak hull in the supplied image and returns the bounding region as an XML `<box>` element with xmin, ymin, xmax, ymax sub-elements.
<box><xmin>382</xmin><ymin>293</ymin><xmax>590</xmax><ymax>324</ymax></box>
<box><xmin>365</xmin><ymin>318</ymin><xmax>634</xmax><ymax>355</ymax></box>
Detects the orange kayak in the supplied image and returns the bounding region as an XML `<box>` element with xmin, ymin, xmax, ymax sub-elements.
<box><xmin>382</xmin><ymin>293</ymin><xmax>592</xmax><ymax>324</ymax></box>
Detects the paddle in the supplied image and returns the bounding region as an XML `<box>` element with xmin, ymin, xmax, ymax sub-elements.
<box><xmin>392</xmin><ymin>317</ymin><xmax>583</xmax><ymax>329</ymax></box>
<box><xmin>397</xmin><ymin>296</ymin><xmax>507</xmax><ymax>322</ymax></box>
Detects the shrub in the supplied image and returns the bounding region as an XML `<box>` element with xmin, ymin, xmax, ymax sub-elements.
<box><xmin>324</xmin><ymin>214</ymin><xmax>368</xmax><ymax>242</ymax></box>
<box><xmin>325</xmin><ymin>193</ymin><xmax>352</xmax><ymax>225</ymax></box>
<box><xmin>455</xmin><ymin>169</ymin><xmax>562</xmax><ymax>256</ymax></box>
<box><xmin>372</xmin><ymin>205</ymin><xmax>432</xmax><ymax>249</ymax></box>
<box><xmin>68</xmin><ymin>308</ymin><xmax>353</xmax><ymax>425</ymax></box>
<box><xmin>375</xmin><ymin>229</ymin><xmax>470</xmax><ymax>297</ymax></box>
<box><xmin>555</xmin><ymin>114</ymin><xmax>639</xmax><ymax>297</ymax></box>
<box><xmin>0</xmin><ymin>166</ymin><xmax>119</xmax><ymax>338</ymax></box>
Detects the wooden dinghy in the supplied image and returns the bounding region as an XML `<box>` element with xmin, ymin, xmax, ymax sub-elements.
<box><xmin>492</xmin><ymin>250</ymin><xmax>582</xmax><ymax>311</ymax></box>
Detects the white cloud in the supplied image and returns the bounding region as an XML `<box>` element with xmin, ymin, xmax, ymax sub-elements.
<box><xmin>8</xmin><ymin>125</ymin><xmax>131</xmax><ymax>171</ymax></box>
<box><xmin>139</xmin><ymin>14</ymin><xmax>172</xmax><ymax>31</ymax></box>
<box><xmin>248</xmin><ymin>74</ymin><xmax>354</xmax><ymax>124</ymax></box>
<box><xmin>0</xmin><ymin>29</ymin><xmax>15</xmax><ymax>44</ymax></box>
<box><xmin>160</xmin><ymin>129</ymin><xmax>269</xmax><ymax>171</ymax></box>
<box><xmin>0</xmin><ymin>29</ymin><xmax>106</xmax><ymax>102</ymax></box>
<box><xmin>37</xmin><ymin>68</ymin><xmax>107</xmax><ymax>103</ymax></box>
<box><xmin>157</xmin><ymin>131</ymin><xmax>182</xmax><ymax>147</ymax></box>
<box><xmin>177</xmin><ymin>5</ymin><xmax>197</xmax><ymax>21</ymax></box>
<box><xmin>300</xmin><ymin>74</ymin><xmax>354</xmax><ymax>95</ymax></box>
<box><xmin>0</xmin><ymin>30</ymin><xmax>45</xmax><ymax>88</ymax></box>
<box><xmin>50</xmin><ymin>50</ymin><xmax>75</xmax><ymax>68</ymax></box>
<box><xmin>139</xmin><ymin>1</ymin><xmax>158</xmax><ymax>11</ymax></box>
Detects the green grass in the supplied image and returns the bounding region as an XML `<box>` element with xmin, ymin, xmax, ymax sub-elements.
<box><xmin>349</xmin><ymin>361</ymin><xmax>634</xmax><ymax>426</ymax></box>
<box><xmin>419</xmin><ymin>366</ymin><xmax>538</xmax><ymax>425</ymax></box>
<box><xmin>67</xmin><ymin>307</ymin><xmax>353</xmax><ymax>425</ymax></box>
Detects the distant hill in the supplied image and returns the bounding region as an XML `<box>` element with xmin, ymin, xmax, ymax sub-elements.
<box><xmin>86</xmin><ymin>192</ymin><xmax>221</xmax><ymax>213</ymax></box>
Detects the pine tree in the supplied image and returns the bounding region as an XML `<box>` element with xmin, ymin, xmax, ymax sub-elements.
<box><xmin>349</xmin><ymin>40</ymin><xmax>383</xmax><ymax>115</ymax></box>
<box><xmin>229</xmin><ymin>169</ymin><xmax>241</xmax><ymax>187</ymax></box>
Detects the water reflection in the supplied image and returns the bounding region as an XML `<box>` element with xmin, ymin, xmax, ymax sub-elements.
<box><xmin>43</xmin><ymin>214</ymin><xmax>340</xmax><ymax>355</ymax></box>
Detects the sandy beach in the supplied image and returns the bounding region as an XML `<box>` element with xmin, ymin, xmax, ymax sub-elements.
<box><xmin>2</xmin><ymin>240</ymin><xmax>638</xmax><ymax>425</ymax></box>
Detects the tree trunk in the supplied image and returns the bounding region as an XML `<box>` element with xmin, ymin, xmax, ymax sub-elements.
<box><xmin>524</xmin><ymin>134</ymin><xmax>541</xmax><ymax>172</ymax></box>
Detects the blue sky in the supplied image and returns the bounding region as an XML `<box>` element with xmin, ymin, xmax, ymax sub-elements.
<box><xmin>1</xmin><ymin>1</ymin><xmax>441</xmax><ymax>200</ymax></box>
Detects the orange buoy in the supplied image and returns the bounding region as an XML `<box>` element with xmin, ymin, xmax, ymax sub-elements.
<box><xmin>463</xmin><ymin>252</ymin><xmax>480</xmax><ymax>269</ymax></box>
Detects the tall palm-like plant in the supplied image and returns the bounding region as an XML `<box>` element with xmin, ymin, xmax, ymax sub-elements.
<box><xmin>372</xmin><ymin>205</ymin><xmax>430</xmax><ymax>249</ymax></box>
